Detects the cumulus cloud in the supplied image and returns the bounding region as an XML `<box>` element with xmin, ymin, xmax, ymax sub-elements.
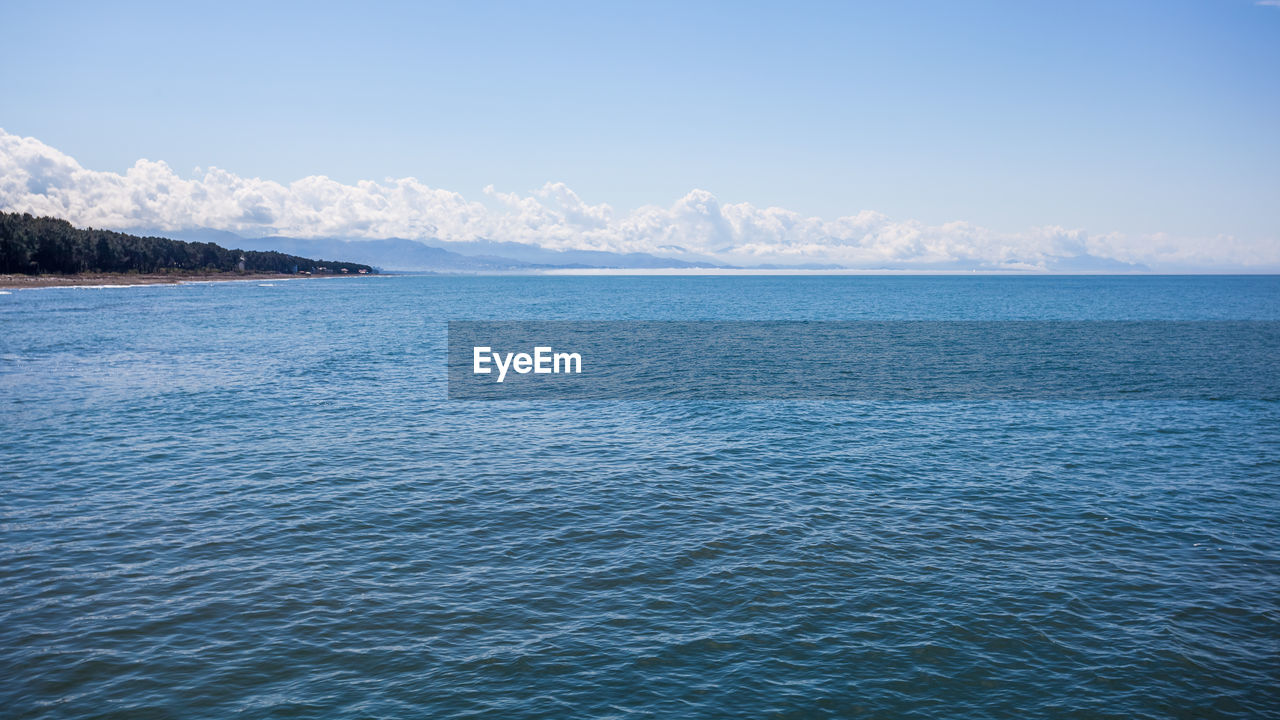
<box><xmin>0</xmin><ymin>128</ymin><xmax>1273</xmax><ymax>270</ymax></box>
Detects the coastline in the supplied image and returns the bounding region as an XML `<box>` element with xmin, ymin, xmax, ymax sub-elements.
<box><xmin>0</xmin><ymin>272</ymin><xmax>368</xmax><ymax>289</ymax></box>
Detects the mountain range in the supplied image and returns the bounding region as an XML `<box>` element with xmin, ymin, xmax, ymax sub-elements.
<box><xmin>149</xmin><ymin>229</ymin><xmax>726</xmax><ymax>272</ymax></box>
<box><xmin>142</xmin><ymin>228</ymin><xmax>1148</xmax><ymax>273</ymax></box>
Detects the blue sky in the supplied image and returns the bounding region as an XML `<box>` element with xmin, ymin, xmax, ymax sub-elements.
<box><xmin>1</xmin><ymin>0</ymin><xmax>1278</xmax><ymax>269</ymax></box>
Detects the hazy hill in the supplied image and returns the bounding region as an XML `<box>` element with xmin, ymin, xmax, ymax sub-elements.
<box><xmin>154</xmin><ymin>229</ymin><xmax>726</xmax><ymax>271</ymax></box>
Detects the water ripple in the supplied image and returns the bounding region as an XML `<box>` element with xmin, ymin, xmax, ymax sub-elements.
<box><xmin>2</xmin><ymin>276</ymin><xmax>1279</xmax><ymax>718</ymax></box>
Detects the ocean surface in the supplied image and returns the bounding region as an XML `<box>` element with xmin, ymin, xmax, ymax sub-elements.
<box><xmin>2</xmin><ymin>275</ymin><xmax>1278</xmax><ymax>719</ymax></box>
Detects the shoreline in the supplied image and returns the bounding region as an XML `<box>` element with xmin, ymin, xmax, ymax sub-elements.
<box><xmin>0</xmin><ymin>273</ymin><xmax>370</xmax><ymax>289</ymax></box>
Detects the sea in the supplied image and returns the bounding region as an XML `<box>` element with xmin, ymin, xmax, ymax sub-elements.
<box><xmin>1</xmin><ymin>275</ymin><xmax>1277</xmax><ymax>719</ymax></box>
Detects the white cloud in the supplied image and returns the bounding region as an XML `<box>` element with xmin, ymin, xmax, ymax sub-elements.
<box><xmin>1257</xmin><ymin>1</ymin><xmax>1280</xmax><ymax>8</ymax></box>
<box><xmin>0</xmin><ymin>128</ymin><xmax>1275</xmax><ymax>270</ymax></box>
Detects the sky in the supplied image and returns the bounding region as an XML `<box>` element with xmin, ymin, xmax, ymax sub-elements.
<box><xmin>1</xmin><ymin>0</ymin><xmax>1278</xmax><ymax>270</ymax></box>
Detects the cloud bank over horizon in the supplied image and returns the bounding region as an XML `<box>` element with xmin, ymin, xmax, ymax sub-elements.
<box><xmin>1</xmin><ymin>129</ymin><xmax>1273</xmax><ymax>271</ymax></box>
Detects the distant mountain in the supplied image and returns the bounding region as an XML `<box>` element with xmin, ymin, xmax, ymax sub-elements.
<box><xmin>147</xmin><ymin>230</ymin><xmax>535</xmax><ymax>271</ymax></box>
<box><xmin>240</xmin><ymin>236</ymin><xmax>547</xmax><ymax>272</ymax></box>
<box><xmin>1042</xmin><ymin>254</ymin><xmax>1150</xmax><ymax>273</ymax></box>
<box><xmin>428</xmin><ymin>239</ymin><xmax>725</xmax><ymax>269</ymax></box>
<box><xmin>131</xmin><ymin>228</ymin><xmax>1151</xmax><ymax>273</ymax></box>
<box><xmin>151</xmin><ymin>229</ymin><xmax>727</xmax><ymax>271</ymax></box>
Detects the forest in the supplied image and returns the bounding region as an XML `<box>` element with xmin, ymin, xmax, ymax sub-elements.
<box><xmin>0</xmin><ymin>212</ymin><xmax>375</xmax><ymax>276</ymax></box>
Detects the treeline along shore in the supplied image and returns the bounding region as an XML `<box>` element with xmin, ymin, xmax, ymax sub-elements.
<box><xmin>0</xmin><ymin>212</ymin><xmax>375</xmax><ymax>280</ymax></box>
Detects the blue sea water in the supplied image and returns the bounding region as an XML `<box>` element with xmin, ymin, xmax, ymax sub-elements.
<box><xmin>1</xmin><ymin>275</ymin><xmax>1278</xmax><ymax>719</ymax></box>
